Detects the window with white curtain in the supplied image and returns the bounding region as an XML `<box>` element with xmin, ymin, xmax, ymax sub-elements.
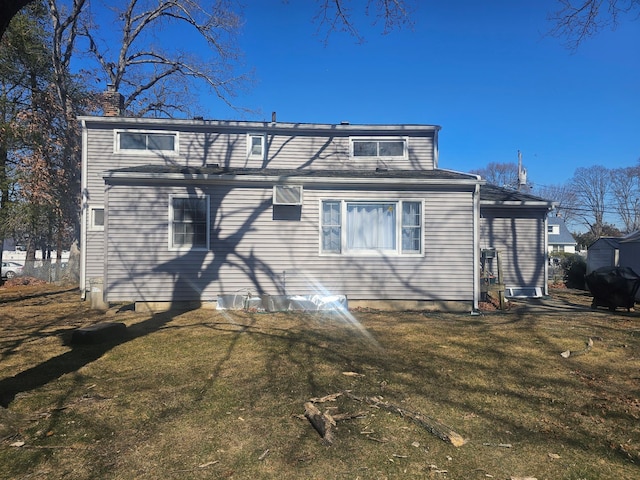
<box><xmin>321</xmin><ymin>200</ymin><xmax>422</xmax><ymax>255</ymax></box>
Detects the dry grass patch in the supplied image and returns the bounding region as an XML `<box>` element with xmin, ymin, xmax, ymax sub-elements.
<box><xmin>1</xmin><ymin>286</ymin><xmax>639</xmax><ymax>479</ymax></box>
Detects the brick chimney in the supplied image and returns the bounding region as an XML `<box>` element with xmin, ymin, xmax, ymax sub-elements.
<box><xmin>102</xmin><ymin>84</ymin><xmax>124</xmax><ymax>117</ymax></box>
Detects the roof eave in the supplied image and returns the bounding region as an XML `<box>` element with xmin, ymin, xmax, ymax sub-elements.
<box><xmin>79</xmin><ymin>115</ymin><xmax>441</xmax><ymax>134</ymax></box>
<box><xmin>102</xmin><ymin>171</ymin><xmax>481</xmax><ymax>187</ymax></box>
<box><xmin>480</xmin><ymin>200</ymin><xmax>555</xmax><ymax>208</ymax></box>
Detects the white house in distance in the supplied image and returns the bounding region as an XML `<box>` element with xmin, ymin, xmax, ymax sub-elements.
<box><xmin>547</xmin><ymin>216</ymin><xmax>576</xmax><ymax>255</ymax></box>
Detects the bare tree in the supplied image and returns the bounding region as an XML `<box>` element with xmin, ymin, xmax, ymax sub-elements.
<box><xmin>610</xmin><ymin>165</ymin><xmax>640</xmax><ymax>233</ymax></box>
<box><xmin>569</xmin><ymin>165</ymin><xmax>611</xmax><ymax>237</ymax></box>
<box><xmin>78</xmin><ymin>0</ymin><xmax>250</xmax><ymax>117</ymax></box>
<box><xmin>534</xmin><ymin>183</ymin><xmax>580</xmax><ymax>226</ymax></box>
<box><xmin>548</xmin><ymin>0</ymin><xmax>640</xmax><ymax>50</ymax></box>
<box><xmin>470</xmin><ymin>162</ymin><xmax>519</xmax><ymax>189</ymax></box>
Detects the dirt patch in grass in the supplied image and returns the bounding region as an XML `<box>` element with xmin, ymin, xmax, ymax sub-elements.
<box><xmin>1</xmin><ymin>285</ymin><xmax>639</xmax><ymax>479</ymax></box>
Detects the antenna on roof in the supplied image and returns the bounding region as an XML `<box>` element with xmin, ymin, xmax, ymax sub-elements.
<box><xmin>517</xmin><ymin>150</ymin><xmax>527</xmax><ymax>191</ymax></box>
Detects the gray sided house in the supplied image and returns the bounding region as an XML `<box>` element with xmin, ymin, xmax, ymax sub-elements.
<box><xmin>80</xmin><ymin>115</ymin><xmax>553</xmax><ymax>312</ymax></box>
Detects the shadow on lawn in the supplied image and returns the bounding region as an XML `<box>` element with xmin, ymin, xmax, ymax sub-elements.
<box><xmin>0</xmin><ymin>309</ymin><xmax>181</xmax><ymax>408</ymax></box>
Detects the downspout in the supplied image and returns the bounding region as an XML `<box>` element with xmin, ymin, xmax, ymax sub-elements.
<box><xmin>543</xmin><ymin>212</ymin><xmax>550</xmax><ymax>296</ymax></box>
<box><xmin>433</xmin><ymin>129</ymin><xmax>439</xmax><ymax>169</ymax></box>
<box><xmin>472</xmin><ymin>180</ymin><xmax>480</xmax><ymax>311</ymax></box>
<box><xmin>80</xmin><ymin>119</ymin><xmax>88</xmax><ymax>299</ymax></box>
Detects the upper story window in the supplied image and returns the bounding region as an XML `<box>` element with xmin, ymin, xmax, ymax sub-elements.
<box><xmin>548</xmin><ymin>225</ymin><xmax>559</xmax><ymax>234</ymax></box>
<box><xmin>351</xmin><ymin>137</ymin><xmax>407</xmax><ymax>159</ymax></box>
<box><xmin>321</xmin><ymin>199</ymin><xmax>422</xmax><ymax>255</ymax></box>
<box><xmin>116</xmin><ymin>130</ymin><xmax>178</xmax><ymax>154</ymax></box>
<box><xmin>247</xmin><ymin>133</ymin><xmax>266</xmax><ymax>160</ymax></box>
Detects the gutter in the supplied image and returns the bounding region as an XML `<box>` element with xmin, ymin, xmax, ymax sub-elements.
<box><xmin>102</xmin><ymin>172</ymin><xmax>483</xmax><ymax>188</ymax></box>
<box><xmin>77</xmin><ymin>115</ymin><xmax>442</xmax><ymax>136</ymax></box>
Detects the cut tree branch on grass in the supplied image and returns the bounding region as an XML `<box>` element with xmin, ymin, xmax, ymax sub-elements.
<box><xmin>303</xmin><ymin>390</ymin><xmax>467</xmax><ymax>447</ymax></box>
<box><xmin>303</xmin><ymin>402</ymin><xmax>336</xmax><ymax>445</ymax></box>
<box><xmin>344</xmin><ymin>391</ymin><xmax>468</xmax><ymax>447</ymax></box>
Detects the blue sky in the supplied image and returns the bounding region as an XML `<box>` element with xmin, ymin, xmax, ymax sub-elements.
<box><xmin>200</xmin><ymin>1</ymin><xmax>639</xmax><ymax>190</ymax></box>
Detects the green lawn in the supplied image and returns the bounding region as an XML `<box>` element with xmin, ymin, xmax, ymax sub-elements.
<box><xmin>1</xmin><ymin>286</ymin><xmax>639</xmax><ymax>479</ymax></box>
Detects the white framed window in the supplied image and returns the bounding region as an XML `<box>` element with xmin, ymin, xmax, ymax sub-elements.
<box><xmin>89</xmin><ymin>206</ymin><xmax>105</xmax><ymax>231</ymax></box>
<box><xmin>350</xmin><ymin>137</ymin><xmax>408</xmax><ymax>159</ymax></box>
<box><xmin>247</xmin><ymin>133</ymin><xmax>266</xmax><ymax>160</ymax></box>
<box><xmin>169</xmin><ymin>195</ymin><xmax>210</xmax><ymax>251</ymax></box>
<box><xmin>115</xmin><ymin>130</ymin><xmax>178</xmax><ymax>154</ymax></box>
<box><xmin>320</xmin><ymin>200</ymin><xmax>423</xmax><ymax>255</ymax></box>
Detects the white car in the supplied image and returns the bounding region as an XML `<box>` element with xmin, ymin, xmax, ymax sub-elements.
<box><xmin>1</xmin><ymin>261</ymin><xmax>24</xmax><ymax>279</ymax></box>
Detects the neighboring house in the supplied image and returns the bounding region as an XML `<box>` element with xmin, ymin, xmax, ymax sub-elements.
<box><xmin>586</xmin><ymin>237</ymin><xmax>621</xmax><ymax>274</ymax></box>
<box><xmin>79</xmin><ymin>100</ymin><xmax>553</xmax><ymax>312</ymax></box>
<box><xmin>547</xmin><ymin>216</ymin><xmax>577</xmax><ymax>255</ymax></box>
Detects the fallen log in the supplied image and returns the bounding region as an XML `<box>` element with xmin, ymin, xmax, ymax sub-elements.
<box><xmin>343</xmin><ymin>391</ymin><xmax>467</xmax><ymax>447</ymax></box>
<box><xmin>303</xmin><ymin>402</ymin><xmax>336</xmax><ymax>445</ymax></box>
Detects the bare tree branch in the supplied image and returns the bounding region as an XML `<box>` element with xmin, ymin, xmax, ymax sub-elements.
<box><xmin>548</xmin><ymin>0</ymin><xmax>640</xmax><ymax>50</ymax></box>
<box><xmin>610</xmin><ymin>165</ymin><xmax>640</xmax><ymax>233</ymax></box>
<box><xmin>314</xmin><ymin>0</ymin><xmax>414</xmax><ymax>44</ymax></box>
<box><xmin>78</xmin><ymin>0</ymin><xmax>249</xmax><ymax>117</ymax></box>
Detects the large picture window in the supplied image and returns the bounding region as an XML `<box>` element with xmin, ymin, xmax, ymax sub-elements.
<box><xmin>116</xmin><ymin>130</ymin><xmax>177</xmax><ymax>153</ymax></box>
<box><xmin>169</xmin><ymin>195</ymin><xmax>209</xmax><ymax>250</ymax></box>
<box><xmin>321</xmin><ymin>200</ymin><xmax>422</xmax><ymax>255</ymax></box>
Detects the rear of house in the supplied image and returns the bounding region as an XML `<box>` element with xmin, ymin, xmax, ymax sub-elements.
<box><xmin>81</xmin><ymin>116</ymin><xmax>487</xmax><ymax>311</ymax></box>
<box><xmin>80</xmin><ymin>113</ymin><xmax>552</xmax><ymax>311</ymax></box>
